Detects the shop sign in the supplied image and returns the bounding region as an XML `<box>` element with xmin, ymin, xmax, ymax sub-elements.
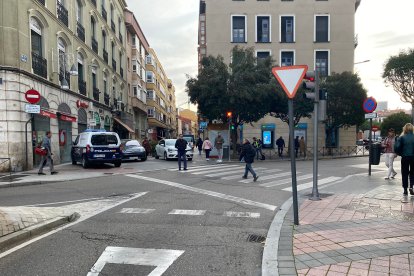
<box><xmin>59</xmin><ymin>114</ymin><xmax>77</xmax><ymax>122</ymax></box>
<box><xmin>76</xmin><ymin>100</ymin><xmax>89</xmax><ymax>109</ymax></box>
<box><xmin>25</xmin><ymin>104</ymin><xmax>40</xmax><ymax>114</ymax></box>
<box><xmin>296</xmin><ymin>123</ymin><xmax>308</xmax><ymax>129</ymax></box>
<box><xmin>40</xmin><ymin>110</ymin><xmax>57</xmax><ymax>119</ymax></box>
<box><xmin>88</xmin><ymin>119</ymin><xmax>97</xmax><ymax>127</ymax></box>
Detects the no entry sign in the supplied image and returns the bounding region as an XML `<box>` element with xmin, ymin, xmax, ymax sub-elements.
<box><xmin>363</xmin><ymin>97</ymin><xmax>377</xmax><ymax>113</ymax></box>
<box><xmin>25</xmin><ymin>89</ymin><xmax>41</xmax><ymax>104</ymax></box>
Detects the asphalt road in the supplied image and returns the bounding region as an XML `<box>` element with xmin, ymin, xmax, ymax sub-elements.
<box><xmin>0</xmin><ymin>155</ymin><xmax>390</xmax><ymax>275</ymax></box>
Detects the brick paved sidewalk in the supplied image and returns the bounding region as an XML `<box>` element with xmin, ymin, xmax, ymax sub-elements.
<box><xmin>279</xmin><ymin>185</ymin><xmax>414</xmax><ymax>275</ymax></box>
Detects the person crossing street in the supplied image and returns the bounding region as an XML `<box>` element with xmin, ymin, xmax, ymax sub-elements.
<box><xmin>239</xmin><ymin>139</ymin><xmax>259</xmax><ymax>182</ymax></box>
<box><xmin>175</xmin><ymin>134</ymin><xmax>188</xmax><ymax>171</ymax></box>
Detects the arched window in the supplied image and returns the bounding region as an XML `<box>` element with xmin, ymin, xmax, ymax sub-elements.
<box><xmin>77</xmin><ymin>53</ymin><xmax>86</xmax><ymax>94</ymax></box>
<box><xmin>76</xmin><ymin>0</ymin><xmax>82</xmax><ymax>23</ymax></box>
<box><xmin>58</xmin><ymin>38</ymin><xmax>69</xmax><ymax>88</ymax></box>
<box><xmin>30</xmin><ymin>17</ymin><xmax>47</xmax><ymax>78</ymax></box>
<box><xmin>91</xmin><ymin>16</ymin><xmax>96</xmax><ymax>39</ymax></box>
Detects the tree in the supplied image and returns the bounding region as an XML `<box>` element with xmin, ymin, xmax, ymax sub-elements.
<box><xmin>360</xmin><ymin>120</ymin><xmax>381</xmax><ymax>132</ymax></box>
<box><xmin>380</xmin><ymin>112</ymin><xmax>411</xmax><ymax>136</ymax></box>
<box><xmin>186</xmin><ymin>46</ymin><xmax>274</xmax><ymax>155</ymax></box>
<box><xmin>323</xmin><ymin>72</ymin><xmax>367</xmax><ymax>146</ymax></box>
<box><xmin>383</xmin><ymin>49</ymin><xmax>414</xmax><ymax>122</ymax></box>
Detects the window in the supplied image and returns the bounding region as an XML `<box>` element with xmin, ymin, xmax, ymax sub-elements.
<box><xmin>256</xmin><ymin>51</ymin><xmax>271</xmax><ymax>60</ymax></box>
<box><xmin>132</xmin><ymin>35</ymin><xmax>136</xmax><ymax>47</ymax></box>
<box><xmin>232</xmin><ymin>15</ymin><xmax>246</xmax><ymax>43</ymax></box>
<box><xmin>77</xmin><ymin>53</ymin><xmax>84</xmax><ymax>81</ymax></box>
<box><xmin>30</xmin><ymin>18</ymin><xmax>42</xmax><ymax>57</ymax></box>
<box><xmin>102</xmin><ymin>31</ymin><xmax>107</xmax><ymax>50</ymax></box>
<box><xmin>256</xmin><ymin>16</ymin><xmax>270</xmax><ymax>43</ymax></box>
<box><xmin>146</xmin><ymin>55</ymin><xmax>153</xmax><ymax>65</ymax></box>
<box><xmin>91</xmin><ymin>17</ymin><xmax>96</xmax><ymax>39</ymax></box>
<box><xmin>281</xmin><ymin>51</ymin><xmax>294</xmax><ymax>66</ymax></box>
<box><xmin>148</xmin><ymin>107</ymin><xmax>154</xmax><ymax>117</ymax></box>
<box><xmin>76</xmin><ymin>0</ymin><xmax>82</xmax><ymax>23</ymax></box>
<box><xmin>280</xmin><ymin>16</ymin><xmax>294</xmax><ymax>43</ymax></box>
<box><xmin>146</xmin><ymin>71</ymin><xmax>154</xmax><ymax>83</ymax></box>
<box><xmin>147</xmin><ymin>90</ymin><xmax>154</xmax><ymax>100</ymax></box>
<box><xmin>58</xmin><ymin>38</ymin><xmax>68</xmax><ymax>86</ymax></box>
<box><xmin>133</xmin><ymin>86</ymin><xmax>138</xmax><ymax>97</ymax></box>
<box><xmin>132</xmin><ymin>60</ymin><xmax>138</xmax><ymax>72</ymax></box>
<box><xmin>92</xmin><ymin>71</ymin><xmax>97</xmax><ymax>88</ymax></box>
<box><xmin>315</xmin><ymin>15</ymin><xmax>329</xmax><ymax>42</ymax></box>
<box><xmin>315</xmin><ymin>50</ymin><xmax>329</xmax><ymax>77</ymax></box>
<box><xmin>103</xmin><ymin>74</ymin><xmax>107</xmax><ymax>93</ymax></box>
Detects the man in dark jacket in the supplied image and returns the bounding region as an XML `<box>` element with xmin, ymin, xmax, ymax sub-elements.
<box><xmin>38</xmin><ymin>131</ymin><xmax>58</xmax><ymax>175</ymax></box>
<box><xmin>276</xmin><ymin>136</ymin><xmax>285</xmax><ymax>158</ymax></box>
<box><xmin>239</xmin><ymin>139</ymin><xmax>259</xmax><ymax>182</ymax></box>
<box><xmin>175</xmin><ymin>134</ymin><xmax>188</xmax><ymax>171</ymax></box>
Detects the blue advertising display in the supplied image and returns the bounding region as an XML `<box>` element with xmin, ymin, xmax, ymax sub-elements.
<box><xmin>263</xmin><ymin>131</ymin><xmax>272</xmax><ymax>145</ymax></box>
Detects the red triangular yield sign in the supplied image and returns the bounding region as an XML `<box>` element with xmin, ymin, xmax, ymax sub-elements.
<box><xmin>272</xmin><ymin>65</ymin><xmax>308</xmax><ymax>99</ymax></box>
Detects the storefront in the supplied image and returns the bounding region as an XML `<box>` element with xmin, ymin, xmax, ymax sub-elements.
<box><xmin>104</xmin><ymin>115</ymin><xmax>111</xmax><ymax>131</ymax></box>
<box><xmin>57</xmin><ymin>103</ymin><xmax>76</xmax><ymax>163</ymax></box>
<box><xmin>32</xmin><ymin>97</ymin><xmax>54</xmax><ymax>166</ymax></box>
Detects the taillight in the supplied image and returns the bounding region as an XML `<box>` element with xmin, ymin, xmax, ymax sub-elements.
<box><xmin>86</xmin><ymin>144</ymin><xmax>94</xmax><ymax>153</ymax></box>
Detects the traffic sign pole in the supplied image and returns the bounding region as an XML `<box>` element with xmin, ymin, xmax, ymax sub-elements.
<box><xmin>288</xmin><ymin>99</ymin><xmax>299</xmax><ymax>225</ymax></box>
<box><xmin>369</xmin><ymin>118</ymin><xmax>372</xmax><ymax>176</ymax></box>
<box><xmin>310</xmin><ymin>70</ymin><xmax>320</xmax><ymax>201</ymax></box>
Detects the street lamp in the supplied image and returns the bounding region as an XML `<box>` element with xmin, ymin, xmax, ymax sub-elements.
<box><xmin>52</xmin><ymin>49</ymin><xmax>78</xmax><ymax>89</ymax></box>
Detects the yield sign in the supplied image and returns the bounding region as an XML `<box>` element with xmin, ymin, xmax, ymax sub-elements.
<box><xmin>272</xmin><ymin>65</ymin><xmax>308</xmax><ymax>99</ymax></box>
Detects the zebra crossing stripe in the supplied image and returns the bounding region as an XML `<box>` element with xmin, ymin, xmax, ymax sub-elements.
<box><xmin>206</xmin><ymin>167</ymin><xmax>266</xmax><ymax>177</ymax></box>
<box><xmin>261</xmin><ymin>174</ymin><xmax>314</xmax><ymax>188</ymax></box>
<box><xmin>224</xmin><ymin>211</ymin><xmax>260</xmax><ymax>218</ymax></box>
<box><xmin>221</xmin><ymin>169</ymin><xmax>281</xmax><ymax>180</ymax></box>
<box><xmin>179</xmin><ymin>165</ymin><xmax>240</xmax><ymax>173</ymax></box>
<box><xmin>168</xmin><ymin>209</ymin><xmax>206</xmax><ymax>216</ymax></box>
<box><xmin>191</xmin><ymin>166</ymin><xmax>244</xmax><ymax>175</ymax></box>
<box><xmin>168</xmin><ymin>164</ymin><xmax>231</xmax><ymax>171</ymax></box>
<box><xmin>119</xmin><ymin>208</ymin><xmax>155</xmax><ymax>214</ymax></box>
<box><xmin>239</xmin><ymin>171</ymin><xmax>292</xmax><ymax>183</ymax></box>
<box><xmin>282</xmin><ymin>176</ymin><xmax>342</xmax><ymax>192</ymax></box>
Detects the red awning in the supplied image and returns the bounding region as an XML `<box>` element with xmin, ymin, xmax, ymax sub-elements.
<box><xmin>39</xmin><ymin>110</ymin><xmax>57</xmax><ymax>119</ymax></box>
<box><xmin>113</xmin><ymin>117</ymin><xmax>134</xmax><ymax>133</ymax></box>
<box><xmin>59</xmin><ymin>114</ymin><xmax>77</xmax><ymax>122</ymax></box>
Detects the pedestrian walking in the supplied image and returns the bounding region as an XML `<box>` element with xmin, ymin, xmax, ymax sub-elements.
<box><xmin>394</xmin><ymin>123</ymin><xmax>414</xmax><ymax>200</ymax></box>
<box><xmin>38</xmin><ymin>131</ymin><xmax>58</xmax><ymax>175</ymax></box>
<box><xmin>214</xmin><ymin>133</ymin><xmax>225</xmax><ymax>162</ymax></box>
<box><xmin>382</xmin><ymin>128</ymin><xmax>397</xmax><ymax>180</ymax></box>
<box><xmin>175</xmin><ymin>134</ymin><xmax>188</xmax><ymax>171</ymax></box>
<box><xmin>276</xmin><ymin>136</ymin><xmax>285</xmax><ymax>158</ymax></box>
<box><xmin>202</xmin><ymin>137</ymin><xmax>213</xmax><ymax>161</ymax></box>
<box><xmin>239</xmin><ymin>139</ymin><xmax>259</xmax><ymax>182</ymax></box>
<box><xmin>294</xmin><ymin>136</ymin><xmax>300</xmax><ymax>158</ymax></box>
<box><xmin>299</xmin><ymin>136</ymin><xmax>306</xmax><ymax>158</ymax></box>
<box><xmin>142</xmin><ymin>137</ymin><xmax>151</xmax><ymax>157</ymax></box>
<box><xmin>196</xmin><ymin>137</ymin><xmax>203</xmax><ymax>155</ymax></box>
<box><xmin>253</xmin><ymin>137</ymin><xmax>263</xmax><ymax>160</ymax></box>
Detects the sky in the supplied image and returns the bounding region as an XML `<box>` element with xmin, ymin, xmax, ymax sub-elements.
<box><xmin>126</xmin><ymin>0</ymin><xmax>414</xmax><ymax>111</ymax></box>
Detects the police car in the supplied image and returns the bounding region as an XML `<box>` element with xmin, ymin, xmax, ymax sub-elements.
<box><xmin>71</xmin><ymin>129</ymin><xmax>122</xmax><ymax>168</ymax></box>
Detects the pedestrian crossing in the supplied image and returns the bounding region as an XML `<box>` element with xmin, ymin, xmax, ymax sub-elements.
<box><xmin>119</xmin><ymin>208</ymin><xmax>260</xmax><ymax>218</ymax></box>
<box><xmin>169</xmin><ymin>164</ymin><xmax>342</xmax><ymax>191</ymax></box>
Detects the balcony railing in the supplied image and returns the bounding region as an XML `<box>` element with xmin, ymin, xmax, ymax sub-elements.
<box><xmin>92</xmin><ymin>38</ymin><xmax>98</xmax><ymax>54</ymax></box>
<box><xmin>120</xmin><ymin>68</ymin><xmax>123</xmax><ymax>78</ymax></box>
<box><xmin>91</xmin><ymin>0</ymin><xmax>96</xmax><ymax>7</ymax></box>
<box><xmin>36</xmin><ymin>0</ymin><xmax>45</xmax><ymax>6</ymax></box>
<box><xmin>103</xmin><ymin>49</ymin><xmax>108</xmax><ymax>63</ymax></box>
<box><xmin>78</xmin><ymin>79</ymin><xmax>86</xmax><ymax>95</ymax></box>
<box><xmin>93</xmin><ymin>87</ymin><xmax>100</xmax><ymax>101</ymax></box>
<box><xmin>77</xmin><ymin>22</ymin><xmax>85</xmax><ymax>42</ymax></box>
<box><xmin>31</xmin><ymin>52</ymin><xmax>47</xmax><ymax>79</ymax></box>
<box><xmin>104</xmin><ymin>93</ymin><xmax>110</xmax><ymax>105</ymax></box>
<box><xmin>101</xmin><ymin>7</ymin><xmax>107</xmax><ymax>21</ymax></box>
<box><xmin>119</xmin><ymin>33</ymin><xmax>123</xmax><ymax>43</ymax></box>
<box><xmin>112</xmin><ymin>59</ymin><xmax>116</xmax><ymax>71</ymax></box>
<box><xmin>57</xmin><ymin>1</ymin><xmax>68</xmax><ymax>27</ymax></box>
<box><xmin>111</xmin><ymin>20</ymin><xmax>115</xmax><ymax>32</ymax></box>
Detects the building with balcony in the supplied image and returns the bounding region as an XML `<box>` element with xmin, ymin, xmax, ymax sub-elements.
<box><xmin>0</xmin><ymin>0</ymin><xmax>129</xmax><ymax>171</ymax></box>
<box><xmin>145</xmin><ymin>49</ymin><xmax>177</xmax><ymax>140</ymax></box>
<box><xmin>198</xmin><ymin>0</ymin><xmax>362</xmax><ymax>150</ymax></box>
<box><xmin>125</xmin><ymin>9</ymin><xmax>149</xmax><ymax>140</ymax></box>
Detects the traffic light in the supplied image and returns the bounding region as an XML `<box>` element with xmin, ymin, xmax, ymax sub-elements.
<box><xmin>303</xmin><ymin>89</ymin><xmax>327</xmax><ymax>100</ymax></box>
<box><xmin>230</xmin><ymin>123</ymin><xmax>235</xmax><ymax>130</ymax></box>
<box><xmin>302</xmin><ymin>70</ymin><xmax>315</xmax><ymax>90</ymax></box>
<box><xmin>226</xmin><ymin>111</ymin><xmax>232</xmax><ymax>118</ymax></box>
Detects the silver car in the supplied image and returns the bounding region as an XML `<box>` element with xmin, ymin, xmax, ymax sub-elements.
<box><xmin>155</xmin><ymin>139</ymin><xmax>193</xmax><ymax>161</ymax></box>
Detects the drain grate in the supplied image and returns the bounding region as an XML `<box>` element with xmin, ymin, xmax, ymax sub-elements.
<box><xmin>247</xmin><ymin>234</ymin><xmax>266</xmax><ymax>243</ymax></box>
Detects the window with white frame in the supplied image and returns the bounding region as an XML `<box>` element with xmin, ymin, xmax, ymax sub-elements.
<box><xmin>315</xmin><ymin>50</ymin><xmax>329</xmax><ymax>77</ymax></box>
<box><xmin>146</xmin><ymin>71</ymin><xmax>154</xmax><ymax>83</ymax></box>
<box><xmin>133</xmin><ymin>85</ymin><xmax>138</xmax><ymax>97</ymax></box>
<box><xmin>256</xmin><ymin>16</ymin><xmax>270</xmax><ymax>43</ymax></box>
<box><xmin>146</xmin><ymin>55</ymin><xmax>153</xmax><ymax>65</ymax></box>
<box><xmin>131</xmin><ymin>35</ymin><xmax>136</xmax><ymax>47</ymax></box>
<box><xmin>315</xmin><ymin>15</ymin><xmax>329</xmax><ymax>42</ymax></box>
<box><xmin>132</xmin><ymin>59</ymin><xmax>137</xmax><ymax>72</ymax></box>
<box><xmin>280</xmin><ymin>16</ymin><xmax>294</xmax><ymax>43</ymax></box>
<box><xmin>232</xmin><ymin>15</ymin><xmax>246</xmax><ymax>43</ymax></box>
<box><xmin>281</xmin><ymin>51</ymin><xmax>294</xmax><ymax>66</ymax></box>
<box><xmin>147</xmin><ymin>90</ymin><xmax>155</xmax><ymax>100</ymax></box>
<box><xmin>256</xmin><ymin>51</ymin><xmax>271</xmax><ymax>60</ymax></box>
<box><xmin>147</xmin><ymin>107</ymin><xmax>154</xmax><ymax>117</ymax></box>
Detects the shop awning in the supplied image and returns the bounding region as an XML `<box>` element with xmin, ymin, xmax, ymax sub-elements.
<box><xmin>113</xmin><ymin>117</ymin><xmax>134</xmax><ymax>133</ymax></box>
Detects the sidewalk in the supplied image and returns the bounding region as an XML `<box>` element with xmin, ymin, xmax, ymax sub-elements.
<box><xmin>275</xmin><ymin>171</ymin><xmax>414</xmax><ymax>275</ymax></box>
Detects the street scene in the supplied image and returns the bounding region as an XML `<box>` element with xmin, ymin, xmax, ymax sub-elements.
<box><xmin>1</xmin><ymin>0</ymin><xmax>414</xmax><ymax>275</ymax></box>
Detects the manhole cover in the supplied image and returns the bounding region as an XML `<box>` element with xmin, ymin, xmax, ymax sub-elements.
<box><xmin>247</xmin><ymin>234</ymin><xmax>266</xmax><ymax>243</ymax></box>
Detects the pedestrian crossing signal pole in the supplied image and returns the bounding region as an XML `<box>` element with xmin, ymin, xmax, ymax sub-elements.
<box><xmin>272</xmin><ymin>65</ymin><xmax>308</xmax><ymax>225</ymax></box>
<box><xmin>227</xmin><ymin>111</ymin><xmax>232</xmax><ymax>162</ymax></box>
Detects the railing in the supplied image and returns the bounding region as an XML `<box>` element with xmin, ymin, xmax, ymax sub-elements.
<box><xmin>31</xmin><ymin>52</ymin><xmax>47</xmax><ymax>78</ymax></box>
<box><xmin>92</xmin><ymin>38</ymin><xmax>98</xmax><ymax>54</ymax></box>
<box><xmin>57</xmin><ymin>1</ymin><xmax>68</xmax><ymax>27</ymax></box>
<box><xmin>104</xmin><ymin>93</ymin><xmax>110</xmax><ymax>105</ymax></box>
<box><xmin>93</xmin><ymin>87</ymin><xmax>100</xmax><ymax>101</ymax></box>
<box><xmin>111</xmin><ymin>20</ymin><xmax>115</xmax><ymax>32</ymax></box>
<box><xmin>78</xmin><ymin>79</ymin><xmax>86</xmax><ymax>95</ymax></box>
<box><xmin>36</xmin><ymin>0</ymin><xmax>45</xmax><ymax>6</ymax></box>
<box><xmin>112</xmin><ymin>59</ymin><xmax>116</xmax><ymax>71</ymax></box>
<box><xmin>259</xmin><ymin>146</ymin><xmax>370</xmax><ymax>160</ymax></box>
<box><xmin>77</xmin><ymin>22</ymin><xmax>85</xmax><ymax>42</ymax></box>
<box><xmin>103</xmin><ymin>49</ymin><xmax>108</xmax><ymax>63</ymax></box>
<box><xmin>120</xmin><ymin>67</ymin><xmax>123</xmax><ymax>78</ymax></box>
<box><xmin>101</xmin><ymin>6</ymin><xmax>107</xmax><ymax>21</ymax></box>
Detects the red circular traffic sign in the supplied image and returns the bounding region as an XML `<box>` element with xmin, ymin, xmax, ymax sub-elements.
<box><xmin>363</xmin><ymin>97</ymin><xmax>377</xmax><ymax>113</ymax></box>
<box><xmin>372</xmin><ymin>126</ymin><xmax>379</xmax><ymax>132</ymax></box>
<box><xmin>25</xmin><ymin>89</ymin><xmax>41</xmax><ymax>104</ymax></box>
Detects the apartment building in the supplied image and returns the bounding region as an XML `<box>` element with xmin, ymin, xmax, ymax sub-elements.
<box><xmin>198</xmin><ymin>0</ymin><xmax>361</xmax><ymax>149</ymax></box>
<box><xmin>125</xmin><ymin>9</ymin><xmax>149</xmax><ymax>139</ymax></box>
<box><xmin>146</xmin><ymin>49</ymin><xmax>177</xmax><ymax>140</ymax></box>
<box><xmin>0</xmin><ymin>0</ymin><xmax>129</xmax><ymax>170</ymax></box>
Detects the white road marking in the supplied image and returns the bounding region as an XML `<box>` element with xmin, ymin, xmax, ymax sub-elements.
<box><xmin>25</xmin><ymin>197</ymin><xmax>105</xmax><ymax>207</ymax></box>
<box><xmin>261</xmin><ymin>174</ymin><xmax>314</xmax><ymax>188</ymax></box>
<box><xmin>180</xmin><ymin>164</ymin><xmax>240</xmax><ymax>173</ymax></box>
<box><xmin>126</xmin><ymin>174</ymin><xmax>277</xmax><ymax>211</ymax></box>
<box><xmin>282</xmin><ymin>176</ymin><xmax>342</xmax><ymax>192</ymax></box>
<box><xmin>221</xmin><ymin>169</ymin><xmax>281</xmax><ymax>180</ymax></box>
<box><xmin>0</xmin><ymin>192</ymin><xmax>149</xmax><ymax>259</ymax></box>
<box><xmin>87</xmin><ymin>246</ymin><xmax>184</xmax><ymax>276</ymax></box>
<box><xmin>168</xmin><ymin>164</ymin><xmax>238</xmax><ymax>172</ymax></box>
<box><xmin>119</xmin><ymin>208</ymin><xmax>155</xmax><ymax>214</ymax></box>
<box><xmin>206</xmin><ymin>167</ymin><xmax>266</xmax><ymax>177</ymax></box>
<box><xmin>191</xmin><ymin>166</ymin><xmax>244</xmax><ymax>175</ymax></box>
<box><xmin>224</xmin><ymin>211</ymin><xmax>260</xmax><ymax>218</ymax></box>
<box><xmin>239</xmin><ymin>171</ymin><xmax>292</xmax><ymax>183</ymax></box>
<box><xmin>168</xmin><ymin>209</ymin><xmax>206</xmax><ymax>216</ymax></box>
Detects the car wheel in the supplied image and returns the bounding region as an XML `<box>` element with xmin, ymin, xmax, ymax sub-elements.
<box><xmin>81</xmin><ymin>156</ymin><xmax>89</xmax><ymax>168</ymax></box>
<box><xmin>141</xmin><ymin>155</ymin><xmax>147</xmax><ymax>161</ymax></box>
<box><xmin>164</xmin><ymin>152</ymin><xmax>169</xmax><ymax>161</ymax></box>
<box><xmin>114</xmin><ymin>161</ymin><xmax>121</xmax><ymax>167</ymax></box>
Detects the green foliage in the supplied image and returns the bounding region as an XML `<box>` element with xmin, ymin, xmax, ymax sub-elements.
<box><xmin>360</xmin><ymin>120</ymin><xmax>381</xmax><ymax>132</ymax></box>
<box><xmin>380</xmin><ymin>112</ymin><xmax>411</xmax><ymax>136</ymax></box>
<box><xmin>383</xmin><ymin>49</ymin><xmax>414</xmax><ymax>105</ymax></box>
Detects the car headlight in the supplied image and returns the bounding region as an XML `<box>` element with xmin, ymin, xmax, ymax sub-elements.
<box><xmin>168</xmin><ymin>148</ymin><xmax>174</xmax><ymax>152</ymax></box>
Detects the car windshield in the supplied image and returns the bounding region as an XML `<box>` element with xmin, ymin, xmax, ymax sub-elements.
<box><xmin>165</xmin><ymin>140</ymin><xmax>176</xmax><ymax>146</ymax></box>
<box><xmin>183</xmin><ymin>137</ymin><xmax>193</xmax><ymax>143</ymax></box>
<box><xmin>91</xmin><ymin>134</ymin><xmax>118</xmax><ymax>146</ymax></box>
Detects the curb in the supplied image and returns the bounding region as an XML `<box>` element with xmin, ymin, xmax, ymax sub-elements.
<box><xmin>0</xmin><ymin>212</ymin><xmax>79</xmax><ymax>253</ymax></box>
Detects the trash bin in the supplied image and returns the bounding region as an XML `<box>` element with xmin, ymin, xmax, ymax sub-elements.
<box><xmin>223</xmin><ymin>145</ymin><xmax>230</xmax><ymax>160</ymax></box>
<box><xmin>370</xmin><ymin>143</ymin><xmax>381</xmax><ymax>165</ymax></box>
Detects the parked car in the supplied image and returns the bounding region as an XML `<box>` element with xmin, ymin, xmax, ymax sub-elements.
<box><xmin>71</xmin><ymin>129</ymin><xmax>122</xmax><ymax>168</ymax></box>
<box><xmin>155</xmin><ymin>139</ymin><xmax>193</xmax><ymax>161</ymax></box>
<box><xmin>121</xmin><ymin>139</ymin><xmax>147</xmax><ymax>161</ymax></box>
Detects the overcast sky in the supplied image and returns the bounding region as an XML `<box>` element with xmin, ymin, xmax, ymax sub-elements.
<box><xmin>126</xmin><ymin>0</ymin><xmax>414</xmax><ymax>111</ymax></box>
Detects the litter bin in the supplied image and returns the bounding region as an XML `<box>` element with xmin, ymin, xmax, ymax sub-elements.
<box><xmin>223</xmin><ymin>145</ymin><xmax>230</xmax><ymax>160</ymax></box>
<box><xmin>370</xmin><ymin>143</ymin><xmax>381</xmax><ymax>165</ymax></box>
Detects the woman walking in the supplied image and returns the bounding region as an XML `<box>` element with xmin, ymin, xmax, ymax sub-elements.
<box><xmin>239</xmin><ymin>139</ymin><xmax>259</xmax><ymax>182</ymax></box>
<box><xmin>202</xmin><ymin>137</ymin><xmax>213</xmax><ymax>161</ymax></box>
<box><xmin>394</xmin><ymin>123</ymin><xmax>414</xmax><ymax>199</ymax></box>
<box><xmin>382</xmin><ymin>128</ymin><xmax>397</xmax><ymax>180</ymax></box>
